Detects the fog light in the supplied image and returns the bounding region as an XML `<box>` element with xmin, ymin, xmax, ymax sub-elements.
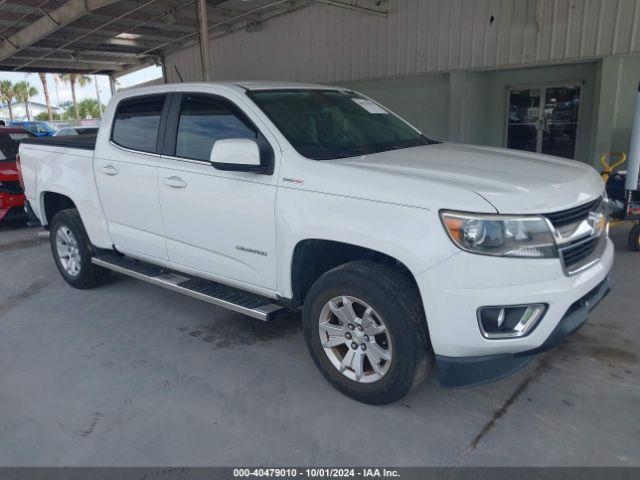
<box><xmin>477</xmin><ymin>304</ymin><xmax>546</xmax><ymax>339</ymax></box>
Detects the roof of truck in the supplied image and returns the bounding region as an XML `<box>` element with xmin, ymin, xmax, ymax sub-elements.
<box><xmin>234</xmin><ymin>81</ymin><xmax>344</xmax><ymax>91</ymax></box>
<box><xmin>112</xmin><ymin>81</ymin><xmax>349</xmax><ymax>105</ymax></box>
<box><xmin>121</xmin><ymin>81</ymin><xmax>345</xmax><ymax>96</ymax></box>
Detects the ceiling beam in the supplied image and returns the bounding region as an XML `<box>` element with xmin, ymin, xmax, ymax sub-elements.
<box><xmin>8</xmin><ymin>54</ymin><xmax>131</xmax><ymax>66</ymax></box>
<box><xmin>0</xmin><ymin>0</ymin><xmax>122</xmax><ymax>62</ymax></box>
<box><xmin>23</xmin><ymin>45</ymin><xmax>144</xmax><ymax>59</ymax></box>
<box><xmin>0</xmin><ymin>57</ymin><xmax>125</xmax><ymax>73</ymax></box>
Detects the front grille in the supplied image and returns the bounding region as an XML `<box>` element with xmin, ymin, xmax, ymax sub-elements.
<box><xmin>559</xmin><ymin>236</ymin><xmax>601</xmax><ymax>273</ymax></box>
<box><xmin>541</xmin><ymin>197</ymin><xmax>607</xmax><ymax>274</ymax></box>
<box><xmin>0</xmin><ymin>180</ymin><xmax>23</xmax><ymax>195</ymax></box>
<box><xmin>543</xmin><ymin>198</ymin><xmax>601</xmax><ymax>228</ymax></box>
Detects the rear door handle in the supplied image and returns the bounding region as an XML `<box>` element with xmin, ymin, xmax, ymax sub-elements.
<box><xmin>164</xmin><ymin>176</ymin><xmax>187</xmax><ymax>189</ymax></box>
<box><xmin>100</xmin><ymin>165</ymin><xmax>119</xmax><ymax>176</ymax></box>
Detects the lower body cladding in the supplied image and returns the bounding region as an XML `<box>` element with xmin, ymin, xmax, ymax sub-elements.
<box><xmin>417</xmin><ymin>237</ymin><xmax>614</xmax><ymax>388</ymax></box>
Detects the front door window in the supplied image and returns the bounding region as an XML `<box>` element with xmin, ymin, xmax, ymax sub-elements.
<box><xmin>507</xmin><ymin>85</ymin><xmax>581</xmax><ymax>159</ymax></box>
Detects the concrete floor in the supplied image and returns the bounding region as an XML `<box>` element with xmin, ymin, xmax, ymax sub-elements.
<box><xmin>0</xmin><ymin>219</ymin><xmax>639</xmax><ymax>467</ymax></box>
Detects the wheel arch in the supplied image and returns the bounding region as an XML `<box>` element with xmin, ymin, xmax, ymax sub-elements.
<box><xmin>289</xmin><ymin>238</ymin><xmax>421</xmax><ymax>308</ymax></box>
<box><xmin>40</xmin><ymin>190</ymin><xmax>77</xmax><ymax>227</ymax></box>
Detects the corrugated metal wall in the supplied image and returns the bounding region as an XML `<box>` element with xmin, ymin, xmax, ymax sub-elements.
<box><xmin>165</xmin><ymin>0</ymin><xmax>640</xmax><ymax>83</ymax></box>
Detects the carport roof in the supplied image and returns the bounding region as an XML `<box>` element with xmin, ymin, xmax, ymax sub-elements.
<box><xmin>0</xmin><ymin>0</ymin><xmax>334</xmax><ymax>77</ymax></box>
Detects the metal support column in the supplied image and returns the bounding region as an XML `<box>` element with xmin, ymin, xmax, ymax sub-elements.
<box><xmin>195</xmin><ymin>0</ymin><xmax>211</xmax><ymax>82</ymax></box>
<box><xmin>108</xmin><ymin>74</ymin><xmax>116</xmax><ymax>95</ymax></box>
<box><xmin>160</xmin><ymin>54</ymin><xmax>168</xmax><ymax>84</ymax></box>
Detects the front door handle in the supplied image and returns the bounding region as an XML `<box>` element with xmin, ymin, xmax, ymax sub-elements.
<box><xmin>100</xmin><ymin>165</ymin><xmax>119</xmax><ymax>176</ymax></box>
<box><xmin>164</xmin><ymin>176</ymin><xmax>187</xmax><ymax>189</ymax></box>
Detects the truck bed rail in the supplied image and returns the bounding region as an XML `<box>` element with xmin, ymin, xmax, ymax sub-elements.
<box><xmin>20</xmin><ymin>134</ymin><xmax>97</xmax><ymax>150</ymax></box>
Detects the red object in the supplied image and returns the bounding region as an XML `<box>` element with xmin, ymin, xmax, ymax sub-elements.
<box><xmin>0</xmin><ymin>127</ymin><xmax>32</xmax><ymax>222</ymax></box>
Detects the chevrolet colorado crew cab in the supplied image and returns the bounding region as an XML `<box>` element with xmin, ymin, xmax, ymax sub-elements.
<box><xmin>18</xmin><ymin>82</ymin><xmax>613</xmax><ymax>404</ymax></box>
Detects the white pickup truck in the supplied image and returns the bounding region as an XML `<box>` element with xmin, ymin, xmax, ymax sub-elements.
<box><xmin>18</xmin><ymin>82</ymin><xmax>613</xmax><ymax>404</ymax></box>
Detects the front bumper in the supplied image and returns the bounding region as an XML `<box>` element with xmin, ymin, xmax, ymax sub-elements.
<box><xmin>435</xmin><ymin>277</ymin><xmax>610</xmax><ymax>387</ymax></box>
<box><xmin>416</xmin><ymin>237</ymin><xmax>614</xmax><ymax>387</ymax></box>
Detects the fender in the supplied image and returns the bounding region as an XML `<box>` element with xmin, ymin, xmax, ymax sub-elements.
<box><xmin>276</xmin><ymin>187</ymin><xmax>459</xmax><ymax>299</ymax></box>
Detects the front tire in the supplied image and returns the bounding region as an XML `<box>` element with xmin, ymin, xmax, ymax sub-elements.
<box><xmin>302</xmin><ymin>261</ymin><xmax>432</xmax><ymax>405</ymax></box>
<box><xmin>50</xmin><ymin>209</ymin><xmax>111</xmax><ymax>289</ymax></box>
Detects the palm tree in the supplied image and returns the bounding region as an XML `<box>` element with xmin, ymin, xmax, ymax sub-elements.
<box><xmin>60</xmin><ymin>74</ymin><xmax>92</xmax><ymax>121</ymax></box>
<box><xmin>38</xmin><ymin>73</ymin><xmax>53</xmax><ymax>121</ymax></box>
<box><xmin>73</xmin><ymin>98</ymin><xmax>105</xmax><ymax>119</ymax></box>
<box><xmin>13</xmin><ymin>81</ymin><xmax>38</xmax><ymax>121</ymax></box>
<box><xmin>0</xmin><ymin>80</ymin><xmax>16</xmax><ymax>121</ymax></box>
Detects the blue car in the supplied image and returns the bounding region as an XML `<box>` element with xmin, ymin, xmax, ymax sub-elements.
<box><xmin>9</xmin><ymin>121</ymin><xmax>57</xmax><ymax>137</ymax></box>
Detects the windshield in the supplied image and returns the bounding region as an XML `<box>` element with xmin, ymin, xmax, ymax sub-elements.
<box><xmin>0</xmin><ymin>132</ymin><xmax>32</xmax><ymax>162</ymax></box>
<box><xmin>248</xmin><ymin>89</ymin><xmax>436</xmax><ymax>160</ymax></box>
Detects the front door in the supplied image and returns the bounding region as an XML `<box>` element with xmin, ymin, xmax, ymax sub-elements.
<box><xmin>157</xmin><ymin>93</ymin><xmax>278</xmax><ymax>290</ymax></box>
<box><xmin>506</xmin><ymin>85</ymin><xmax>582</xmax><ymax>159</ymax></box>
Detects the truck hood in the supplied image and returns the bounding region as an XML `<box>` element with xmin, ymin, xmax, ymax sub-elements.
<box><xmin>332</xmin><ymin>143</ymin><xmax>604</xmax><ymax>214</ymax></box>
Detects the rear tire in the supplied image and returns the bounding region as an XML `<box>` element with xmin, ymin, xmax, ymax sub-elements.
<box><xmin>629</xmin><ymin>223</ymin><xmax>640</xmax><ymax>252</ymax></box>
<box><xmin>302</xmin><ymin>261</ymin><xmax>432</xmax><ymax>405</ymax></box>
<box><xmin>50</xmin><ymin>209</ymin><xmax>111</xmax><ymax>289</ymax></box>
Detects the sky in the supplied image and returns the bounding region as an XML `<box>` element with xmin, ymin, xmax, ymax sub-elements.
<box><xmin>0</xmin><ymin>65</ymin><xmax>162</xmax><ymax>107</ymax></box>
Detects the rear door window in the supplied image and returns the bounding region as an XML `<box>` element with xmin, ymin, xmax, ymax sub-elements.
<box><xmin>112</xmin><ymin>94</ymin><xmax>166</xmax><ymax>154</ymax></box>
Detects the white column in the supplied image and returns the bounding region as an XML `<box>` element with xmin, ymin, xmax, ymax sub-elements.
<box><xmin>626</xmin><ymin>83</ymin><xmax>640</xmax><ymax>191</ymax></box>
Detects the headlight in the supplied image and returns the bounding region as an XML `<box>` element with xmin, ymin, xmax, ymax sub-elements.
<box><xmin>440</xmin><ymin>211</ymin><xmax>557</xmax><ymax>258</ymax></box>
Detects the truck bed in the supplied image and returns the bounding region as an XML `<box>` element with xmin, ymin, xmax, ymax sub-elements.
<box><xmin>20</xmin><ymin>134</ymin><xmax>97</xmax><ymax>150</ymax></box>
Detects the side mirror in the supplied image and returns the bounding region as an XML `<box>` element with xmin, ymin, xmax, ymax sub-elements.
<box><xmin>210</xmin><ymin>138</ymin><xmax>263</xmax><ymax>172</ymax></box>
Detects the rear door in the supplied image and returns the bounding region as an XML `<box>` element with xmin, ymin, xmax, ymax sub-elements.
<box><xmin>94</xmin><ymin>93</ymin><xmax>170</xmax><ymax>260</ymax></box>
<box><xmin>157</xmin><ymin>92</ymin><xmax>279</xmax><ymax>289</ymax></box>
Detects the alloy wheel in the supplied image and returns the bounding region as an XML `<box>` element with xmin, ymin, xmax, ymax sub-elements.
<box><xmin>318</xmin><ymin>295</ymin><xmax>393</xmax><ymax>383</ymax></box>
<box><xmin>55</xmin><ymin>226</ymin><xmax>82</xmax><ymax>276</ymax></box>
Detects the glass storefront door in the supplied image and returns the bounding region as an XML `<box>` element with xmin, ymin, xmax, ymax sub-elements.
<box><xmin>506</xmin><ymin>85</ymin><xmax>581</xmax><ymax>159</ymax></box>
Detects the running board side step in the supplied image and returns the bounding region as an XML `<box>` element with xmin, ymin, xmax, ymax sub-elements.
<box><xmin>92</xmin><ymin>253</ymin><xmax>284</xmax><ymax>321</ymax></box>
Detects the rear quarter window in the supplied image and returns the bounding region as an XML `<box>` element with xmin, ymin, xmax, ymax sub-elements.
<box><xmin>111</xmin><ymin>94</ymin><xmax>166</xmax><ymax>153</ymax></box>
